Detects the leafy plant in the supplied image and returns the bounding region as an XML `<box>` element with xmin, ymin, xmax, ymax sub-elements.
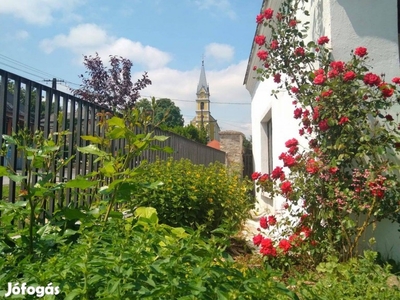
<box><xmin>0</xmin><ymin>207</ymin><xmax>299</xmax><ymax>299</ymax></box>
<box><xmin>131</xmin><ymin>158</ymin><xmax>254</xmax><ymax>234</ymax></box>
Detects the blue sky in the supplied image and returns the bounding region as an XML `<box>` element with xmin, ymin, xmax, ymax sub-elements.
<box><xmin>0</xmin><ymin>0</ymin><xmax>262</xmax><ymax>137</ymax></box>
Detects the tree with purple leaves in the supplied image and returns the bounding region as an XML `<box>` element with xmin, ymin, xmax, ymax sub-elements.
<box><xmin>72</xmin><ymin>53</ymin><xmax>151</xmax><ymax>112</ymax></box>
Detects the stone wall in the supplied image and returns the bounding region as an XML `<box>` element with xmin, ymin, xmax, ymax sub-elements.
<box><xmin>219</xmin><ymin>130</ymin><xmax>244</xmax><ymax>176</ymax></box>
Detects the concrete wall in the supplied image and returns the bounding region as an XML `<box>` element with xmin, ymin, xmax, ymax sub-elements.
<box><xmin>219</xmin><ymin>130</ymin><xmax>244</xmax><ymax>175</ymax></box>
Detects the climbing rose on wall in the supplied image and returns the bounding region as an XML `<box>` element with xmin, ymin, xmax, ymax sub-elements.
<box><xmin>354</xmin><ymin>46</ymin><xmax>368</xmax><ymax>57</ymax></box>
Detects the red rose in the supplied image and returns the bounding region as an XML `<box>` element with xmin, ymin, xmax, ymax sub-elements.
<box><xmin>252</xmin><ymin>66</ymin><xmax>257</xmax><ymax>71</ymax></box>
<box><xmin>271</xmin><ymin>166</ymin><xmax>284</xmax><ymax>180</ymax></box>
<box><xmin>274</xmin><ymin>73</ymin><xmax>281</xmax><ymax>83</ymax></box>
<box><xmin>392</xmin><ymin>77</ymin><xmax>400</xmax><ymax>84</ymax></box>
<box><xmin>257</xmin><ymin>50</ymin><xmax>268</xmax><ymax>61</ymax></box>
<box><xmin>270</xmin><ymin>40</ymin><xmax>279</xmax><ymax>50</ymax></box>
<box><xmin>328</xmin><ymin>69</ymin><xmax>339</xmax><ymax>78</ymax></box>
<box><xmin>317</xmin><ymin>36</ymin><xmax>330</xmax><ymax>45</ymax></box>
<box><xmin>306</xmin><ymin>158</ymin><xmax>319</xmax><ymax>174</ymax></box>
<box><xmin>354</xmin><ymin>47</ymin><xmax>367</xmax><ymax>57</ymax></box>
<box><xmin>363</xmin><ymin>73</ymin><xmax>381</xmax><ymax>86</ymax></box>
<box><xmin>329</xmin><ymin>166</ymin><xmax>339</xmax><ymax>174</ymax></box>
<box><xmin>294</xmin><ymin>47</ymin><xmax>305</xmax><ymax>56</ymax></box>
<box><xmin>252</xmin><ymin>234</ymin><xmax>263</xmax><ymax>246</ymax></box>
<box><xmin>385</xmin><ymin>114</ymin><xmax>394</xmax><ymax>121</ymax></box>
<box><xmin>318</xmin><ymin>119</ymin><xmax>329</xmax><ymax>132</ymax></box>
<box><xmin>379</xmin><ymin>83</ymin><xmax>394</xmax><ymax>98</ymax></box>
<box><xmin>258</xmin><ymin>173</ymin><xmax>269</xmax><ymax>182</ymax></box>
<box><xmin>314</xmin><ymin>68</ymin><xmax>324</xmax><ymax>76</ymax></box>
<box><xmin>281</xmin><ymin>181</ymin><xmax>292</xmax><ymax>195</ymax></box>
<box><xmin>313</xmin><ymin>74</ymin><xmax>326</xmax><ymax>85</ymax></box>
<box><xmin>283</xmin><ymin>155</ymin><xmax>296</xmax><ymax>167</ymax></box>
<box><xmin>294</xmin><ymin>107</ymin><xmax>302</xmax><ymax>119</ymax></box>
<box><xmin>343</xmin><ymin>71</ymin><xmax>356</xmax><ymax>82</ymax></box>
<box><xmin>256</xmin><ymin>14</ymin><xmax>264</xmax><ymax>24</ymax></box>
<box><xmin>330</xmin><ymin>61</ymin><xmax>345</xmax><ymax>72</ymax></box>
<box><xmin>268</xmin><ymin>215</ymin><xmax>277</xmax><ymax>226</ymax></box>
<box><xmin>338</xmin><ymin>116</ymin><xmax>349</xmax><ymax>125</ymax></box>
<box><xmin>291</xmin><ymin>86</ymin><xmax>299</xmax><ymax>93</ymax></box>
<box><xmin>312</xmin><ymin>106</ymin><xmax>319</xmax><ymax>121</ymax></box>
<box><xmin>251</xmin><ymin>172</ymin><xmax>261</xmax><ymax>181</ymax></box>
<box><xmin>255</xmin><ymin>35</ymin><xmax>266</xmax><ymax>46</ymax></box>
<box><xmin>283</xmin><ymin>202</ymin><xmax>289</xmax><ymax>209</ymax></box>
<box><xmin>288</xmin><ymin>19</ymin><xmax>297</xmax><ymax>27</ymax></box>
<box><xmin>285</xmin><ymin>138</ymin><xmax>298</xmax><ymax>148</ymax></box>
<box><xmin>261</xmin><ymin>237</ymin><xmax>273</xmax><ymax>248</ymax></box>
<box><xmin>321</xmin><ymin>89</ymin><xmax>333</xmax><ymax>98</ymax></box>
<box><xmin>278</xmin><ymin>239</ymin><xmax>291</xmax><ymax>253</ymax></box>
<box><xmin>264</xmin><ymin>8</ymin><xmax>274</xmax><ymax>19</ymax></box>
<box><xmin>260</xmin><ymin>216</ymin><xmax>268</xmax><ymax>229</ymax></box>
<box><xmin>288</xmin><ymin>146</ymin><xmax>298</xmax><ymax>155</ymax></box>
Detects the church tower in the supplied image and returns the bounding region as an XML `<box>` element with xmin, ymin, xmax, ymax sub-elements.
<box><xmin>191</xmin><ymin>60</ymin><xmax>220</xmax><ymax>141</ymax></box>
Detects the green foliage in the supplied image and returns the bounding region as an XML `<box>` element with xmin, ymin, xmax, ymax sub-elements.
<box><xmin>167</xmin><ymin>124</ymin><xmax>208</xmax><ymax>144</ymax></box>
<box><xmin>131</xmin><ymin>158</ymin><xmax>254</xmax><ymax>234</ymax></box>
<box><xmin>136</xmin><ymin>97</ymin><xmax>184</xmax><ymax>128</ymax></box>
<box><xmin>294</xmin><ymin>251</ymin><xmax>400</xmax><ymax>299</ymax></box>
<box><xmin>0</xmin><ymin>207</ymin><xmax>298</xmax><ymax>299</ymax></box>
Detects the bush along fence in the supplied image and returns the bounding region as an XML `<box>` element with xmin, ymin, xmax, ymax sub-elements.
<box><xmin>0</xmin><ymin>69</ymin><xmax>226</xmax><ymax>216</ymax></box>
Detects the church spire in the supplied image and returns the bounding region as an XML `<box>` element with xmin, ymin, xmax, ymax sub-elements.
<box><xmin>197</xmin><ymin>60</ymin><xmax>209</xmax><ymax>95</ymax></box>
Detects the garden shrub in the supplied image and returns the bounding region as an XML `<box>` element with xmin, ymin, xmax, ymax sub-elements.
<box><xmin>130</xmin><ymin>158</ymin><xmax>254</xmax><ymax>234</ymax></box>
<box><xmin>294</xmin><ymin>251</ymin><xmax>400</xmax><ymax>299</ymax></box>
<box><xmin>0</xmin><ymin>207</ymin><xmax>297</xmax><ymax>299</ymax></box>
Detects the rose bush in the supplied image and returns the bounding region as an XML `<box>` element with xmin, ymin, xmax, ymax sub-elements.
<box><xmin>251</xmin><ymin>0</ymin><xmax>400</xmax><ymax>265</ymax></box>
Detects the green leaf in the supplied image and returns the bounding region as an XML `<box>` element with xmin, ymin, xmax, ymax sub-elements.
<box><xmin>108</xmin><ymin>127</ymin><xmax>126</xmax><ymax>139</ymax></box>
<box><xmin>2</xmin><ymin>135</ymin><xmax>16</xmax><ymax>144</ymax></box>
<box><xmin>77</xmin><ymin>145</ymin><xmax>108</xmax><ymax>157</ymax></box>
<box><xmin>8</xmin><ymin>174</ymin><xmax>27</xmax><ymax>183</ymax></box>
<box><xmin>108</xmin><ymin>116</ymin><xmax>125</xmax><ymax>128</ymax></box>
<box><xmin>0</xmin><ymin>166</ymin><xmax>8</xmax><ymax>176</ymax></box>
<box><xmin>65</xmin><ymin>177</ymin><xmax>97</xmax><ymax>189</ymax></box>
<box><xmin>135</xmin><ymin>207</ymin><xmax>158</xmax><ymax>224</ymax></box>
<box><xmin>81</xmin><ymin>135</ymin><xmax>104</xmax><ymax>144</ymax></box>
<box><xmin>63</xmin><ymin>208</ymin><xmax>87</xmax><ymax>220</ymax></box>
<box><xmin>153</xmin><ymin>135</ymin><xmax>169</xmax><ymax>142</ymax></box>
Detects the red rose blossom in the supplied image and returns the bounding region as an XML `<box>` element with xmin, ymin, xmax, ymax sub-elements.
<box><xmin>253</xmin><ymin>234</ymin><xmax>263</xmax><ymax>246</ymax></box>
<box><xmin>274</xmin><ymin>73</ymin><xmax>281</xmax><ymax>83</ymax></box>
<box><xmin>306</xmin><ymin>158</ymin><xmax>319</xmax><ymax>174</ymax></box>
<box><xmin>294</xmin><ymin>107</ymin><xmax>303</xmax><ymax>119</ymax></box>
<box><xmin>271</xmin><ymin>166</ymin><xmax>284</xmax><ymax>180</ymax></box>
<box><xmin>330</xmin><ymin>61</ymin><xmax>345</xmax><ymax>72</ymax></box>
<box><xmin>252</xmin><ymin>66</ymin><xmax>257</xmax><ymax>71</ymax></box>
<box><xmin>354</xmin><ymin>46</ymin><xmax>367</xmax><ymax>57</ymax></box>
<box><xmin>264</xmin><ymin>8</ymin><xmax>274</xmax><ymax>19</ymax></box>
<box><xmin>285</xmin><ymin>138</ymin><xmax>298</xmax><ymax>148</ymax></box>
<box><xmin>379</xmin><ymin>83</ymin><xmax>394</xmax><ymax>98</ymax></box>
<box><xmin>256</xmin><ymin>14</ymin><xmax>264</xmax><ymax>24</ymax></box>
<box><xmin>257</xmin><ymin>50</ymin><xmax>268</xmax><ymax>61</ymax></box>
<box><xmin>281</xmin><ymin>181</ymin><xmax>292</xmax><ymax>195</ymax></box>
<box><xmin>251</xmin><ymin>172</ymin><xmax>261</xmax><ymax>181</ymax></box>
<box><xmin>321</xmin><ymin>89</ymin><xmax>333</xmax><ymax>98</ymax></box>
<box><xmin>270</xmin><ymin>40</ymin><xmax>279</xmax><ymax>50</ymax></box>
<box><xmin>278</xmin><ymin>239</ymin><xmax>291</xmax><ymax>253</ymax></box>
<box><xmin>260</xmin><ymin>216</ymin><xmax>268</xmax><ymax>229</ymax></box>
<box><xmin>317</xmin><ymin>36</ymin><xmax>330</xmax><ymax>45</ymax></box>
<box><xmin>392</xmin><ymin>77</ymin><xmax>400</xmax><ymax>84</ymax></box>
<box><xmin>291</xmin><ymin>86</ymin><xmax>299</xmax><ymax>94</ymax></box>
<box><xmin>338</xmin><ymin>116</ymin><xmax>349</xmax><ymax>125</ymax></box>
<box><xmin>268</xmin><ymin>215</ymin><xmax>277</xmax><ymax>226</ymax></box>
<box><xmin>288</xmin><ymin>19</ymin><xmax>297</xmax><ymax>27</ymax></box>
<box><xmin>363</xmin><ymin>73</ymin><xmax>381</xmax><ymax>86</ymax></box>
<box><xmin>318</xmin><ymin>119</ymin><xmax>330</xmax><ymax>132</ymax></box>
<box><xmin>294</xmin><ymin>47</ymin><xmax>305</xmax><ymax>56</ymax></box>
<box><xmin>258</xmin><ymin>173</ymin><xmax>269</xmax><ymax>182</ymax></box>
<box><xmin>313</xmin><ymin>74</ymin><xmax>326</xmax><ymax>85</ymax></box>
<box><xmin>343</xmin><ymin>71</ymin><xmax>356</xmax><ymax>82</ymax></box>
<box><xmin>254</xmin><ymin>35</ymin><xmax>266</xmax><ymax>46</ymax></box>
<box><xmin>385</xmin><ymin>114</ymin><xmax>394</xmax><ymax>121</ymax></box>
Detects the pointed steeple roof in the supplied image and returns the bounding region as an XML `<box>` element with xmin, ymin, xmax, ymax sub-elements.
<box><xmin>197</xmin><ymin>60</ymin><xmax>209</xmax><ymax>95</ymax></box>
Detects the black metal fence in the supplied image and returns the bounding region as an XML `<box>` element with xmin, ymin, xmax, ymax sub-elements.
<box><xmin>0</xmin><ymin>69</ymin><xmax>226</xmax><ymax>205</ymax></box>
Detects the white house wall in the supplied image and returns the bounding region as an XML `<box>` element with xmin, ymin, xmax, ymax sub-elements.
<box><xmin>247</xmin><ymin>0</ymin><xmax>400</xmax><ymax>260</ymax></box>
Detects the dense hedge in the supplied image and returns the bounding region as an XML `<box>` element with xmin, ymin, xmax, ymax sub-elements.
<box><xmin>132</xmin><ymin>158</ymin><xmax>254</xmax><ymax>234</ymax></box>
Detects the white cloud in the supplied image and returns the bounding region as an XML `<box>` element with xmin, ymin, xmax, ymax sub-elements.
<box><xmin>205</xmin><ymin>43</ymin><xmax>234</xmax><ymax>63</ymax></box>
<box><xmin>0</xmin><ymin>0</ymin><xmax>81</xmax><ymax>25</ymax></box>
<box><xmin>193</xmin><ymin>0</ymin><xmax>236</xmax><ymax>19</ymax></box>
<box><xmin>15</xmin><ymin>30</ymin><xmax>29</xmax><ymax>40</ymax></box>
<box><xmin>40</xmin><ymin>23</ymin><xmax>171</xmax><ymax>70</ymax></box>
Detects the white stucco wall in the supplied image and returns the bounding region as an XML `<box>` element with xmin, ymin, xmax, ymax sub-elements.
<box><xmin>246</xmin><ymin>0</ymin><xmax>400</xmax><ymax>261</ymax></box>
